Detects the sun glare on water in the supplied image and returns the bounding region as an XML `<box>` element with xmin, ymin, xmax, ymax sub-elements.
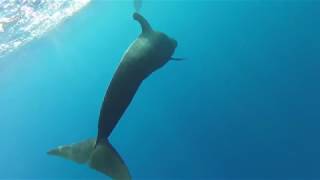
<box><xmin>0</xmin><ymin>0</ymin><xmax>91</xmax><ymax>58</ymax></box>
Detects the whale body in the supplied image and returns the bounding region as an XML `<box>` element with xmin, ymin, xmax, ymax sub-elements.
<box><xmin>48</xmin><ymin>13</ymin><xmax>178</xmax><ymax>180</ymax></box>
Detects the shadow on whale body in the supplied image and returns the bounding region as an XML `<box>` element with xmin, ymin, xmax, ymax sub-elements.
<box><xmin>48</xmin><ymin>12</ymin><xmax>178</xmax><ymax>180</ymax></box>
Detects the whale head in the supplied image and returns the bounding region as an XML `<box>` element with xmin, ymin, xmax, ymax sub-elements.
<box><xmin>133</xmin><ymin>13</ymin><xmax>178</xmax><ymax>73</ymax></box>
<box><xmin>152</xmin><ymin>32</ymin><xmax>178</xmax><ymax>62</ymax></box>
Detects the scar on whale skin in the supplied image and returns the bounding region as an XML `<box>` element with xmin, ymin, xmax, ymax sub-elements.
<box><xmin>48</xmin><ymin>12</ymin><xmax>179</xmax><ymax>180</ymax></box>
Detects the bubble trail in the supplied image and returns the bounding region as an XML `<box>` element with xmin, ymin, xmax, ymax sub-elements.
<box><xmin>134</xmin><ymin>0</ymin><xmax>143</xmax><ymax>12</ymax></box>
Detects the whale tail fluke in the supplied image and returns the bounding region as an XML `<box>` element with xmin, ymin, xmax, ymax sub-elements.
<box><xmin>48</xmin><ymin>139</ymin><xmax>131</xmax><ymax>180</ymax></box>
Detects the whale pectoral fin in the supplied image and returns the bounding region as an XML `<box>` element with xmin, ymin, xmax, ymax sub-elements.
<box><xmin>170</xmin><ymin>57</ymin><xmax>186</xmax><ymax>61</ymax></box>
<box><xmin>89</xmin><ymin>141</ymin><xmax>131</xmax><ymax>180</ymax></box>
<box><xmin>48</xmin><ymin>139</ymin><xmax>131</xmax><ymax>180</ymax></box>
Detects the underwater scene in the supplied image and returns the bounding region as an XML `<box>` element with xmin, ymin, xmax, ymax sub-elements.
<box><xmin>0</xmin><ymin>0</ymin><xmax>320</xmax><ymax>179</ymax></box>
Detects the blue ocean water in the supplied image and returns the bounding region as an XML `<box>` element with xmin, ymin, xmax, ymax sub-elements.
<box><xmin>1</xmin><ymin>1</ymin><xmax>320</xmax><ymax>179</ymax></box>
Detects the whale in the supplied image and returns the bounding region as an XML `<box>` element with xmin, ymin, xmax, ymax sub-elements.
<box><xmin>48</xmin><ymin>12</ymin><xmax>178</xmax><ymax>180</ymax></box>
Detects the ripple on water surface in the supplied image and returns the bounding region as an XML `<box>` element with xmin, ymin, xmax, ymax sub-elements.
<box><xmin>0</xmin><ymin>0</ymin><xmax>91</xmax><ymax>58</ymax></box>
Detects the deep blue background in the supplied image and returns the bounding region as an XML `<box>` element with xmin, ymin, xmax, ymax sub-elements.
<box><xmin>0</xmin><ymin>1</ymin><xmax>319</xmax><ymax>179</ymax></box>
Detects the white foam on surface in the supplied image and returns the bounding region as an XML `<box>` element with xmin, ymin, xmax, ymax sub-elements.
<box><xmin>0</xmin><ymin>0</ymin><xmax>91</xmax><ymax>58</ymax></box>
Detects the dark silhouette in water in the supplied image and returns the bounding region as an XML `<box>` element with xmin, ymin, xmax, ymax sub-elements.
<box><xmin>48</xmin><ymin>12</ymin><xmax>178</xmax><ymax>180</ymax></box>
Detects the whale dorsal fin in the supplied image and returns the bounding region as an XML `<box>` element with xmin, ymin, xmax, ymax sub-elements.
<box><xmin>133</xmin><ymin>13</ymin><xmax>153</xmax><ymax>34</ymax></box>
